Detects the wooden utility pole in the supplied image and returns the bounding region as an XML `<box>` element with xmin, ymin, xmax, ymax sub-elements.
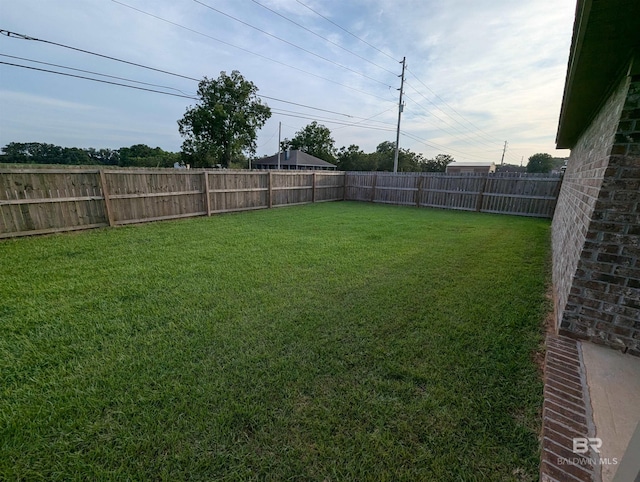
<box><xmin>393</xmin><ymin>57</ymin><xmax>406</xmax><ymax>173</ymax></box>
<box><xmin>277</xmin><ymin>121</ymin><xmax>282</xmax><ymax>169</ymax></box>
<box><xmin>500</xmin><ymin>140</ymin><xmax>508</xmax><ymax>166</ymax></box>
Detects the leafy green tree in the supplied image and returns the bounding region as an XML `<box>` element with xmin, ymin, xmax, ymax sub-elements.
<box><xmin>119</xmin><ymin>144</ymin><xmax>179</xmax><ymax>167</ymax></box>
<box><xmin>526</xmin><ymin>153</ymin><xmax>553</xmax><ymax>173</ymax></box>
<box><xmin>281</xmin><ymin>121</ymin><xmax>336</xmax><ymax>164</ymax></box>
<box><xmin>336</xmin><ymin>145</ymin><xmax>371</xmax><ymax>170</ymax></box>
<box><xmin>178</xmin><ymin>71</ymin><xmax>271</xmax><ymax>168</ymax></box>
<box><xmin>420</xmin><ymin>154</ymin><xmax>454</xmax><ymax>172</ymax></box>
<box><xmin>369</xmin><ymin>141</ymin><xmax>427</xmax><ymax>172</ymax></box>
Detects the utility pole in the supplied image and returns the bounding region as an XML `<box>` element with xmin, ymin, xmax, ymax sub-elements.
<box><xmin>277</xmin><ymin>121</ymin><xmax>281</xmax><ymax>169</ymax></box>
<box><xmin>500</xmin><ymin>140</ymin><xmax>508</xmax><ymax>166</ymax></box>
<box><xmin>393</xmin><ymin>57</ymin><xmax>406</xmax><ymax>173</ymax></box>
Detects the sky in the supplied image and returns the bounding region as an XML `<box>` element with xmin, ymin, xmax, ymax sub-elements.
<box><xmin>0</xmin><ymin>0</ymin><xmax>577</xmax><ymax>164</ymax></box>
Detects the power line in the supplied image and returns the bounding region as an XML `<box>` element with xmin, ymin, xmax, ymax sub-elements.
<box><xmin>107</xmin><ymin>2</ymin><xmax>395</xmax><ymax>104</ymax></box>
<box><xmin>406</xmin><ymin>68</ymin><xmax>506</xmax><ymax>144</ymax></box>
<box><xmin>0</xmin><ymin>29</ymin><xmax>367</xmax><ymax>118</ymax></box>
<box><xmin>271</xmin><ymin>109</ymin><xmax>395</xmax><ymax>132</ymax></box>
<box><xmin>0</xmin><ymin>28</ymin><xmax>199</xmax><ymax>82</ymax></box>
<box><xmin>294</xmin><ymin>0</ymin><xmax>397</xmax><ymax>62</ymax></box>
<box><xmin>400</xmin><ymin>131</ymin><xmax>500</xmax><ymax>162</ymax></box>
<box><xmin>0</xmin><ymin>53</ymin><xmax>195</xmax><ymax>95</ymax></box>
<box><xmin>0</xmin><ymin>60</ymin><xmax>395</xmax><ymax>133</ymax></box>
<box><xmin>192</xmin><ymin>0</ymin><xmax>393</xmax><ymax>89</ymax></box>
<box><xmin>0</xmin><ymin>61</ymin><xmax>198</xmax><ymax>99</ymax></box>
<box><xmin>403</xmin><ymin>94</ymin><xmax>502</xmax><ymax>154</ymax></box>
<box><xmin>283</xmin><ymin>5</ymin><xmax>507</xmax><ymax>146</ymax></box>
<box><xmin>248</xmin><ymin>0</ymin><xmax>397</xmax><ymax>76</ymax></box>
<box><xmin>404</xmin><ymin>83</ymin><xmax>500</xmax><ymax>150</ymax></box>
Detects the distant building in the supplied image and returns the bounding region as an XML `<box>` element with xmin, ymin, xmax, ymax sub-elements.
<box><xmin>254</xmin><ymin>150</ymin><xmax>337</xmax><ymax>170</ymax></box>
<box><xmin>445</xmin><ymin>162</ymin><xmax>496</xmax><ymax>174</ymax></box>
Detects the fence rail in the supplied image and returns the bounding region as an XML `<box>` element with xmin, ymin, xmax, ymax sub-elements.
<box><xmin>0</xmin><ymin>169</ymin><xmax>561</xmax><ymax>238</ymax></box>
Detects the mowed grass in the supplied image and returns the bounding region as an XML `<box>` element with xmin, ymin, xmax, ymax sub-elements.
<box><xmin>0</xmin><ymin>202</ymin><xmax>549</xmax><ymax>481</ymax></box>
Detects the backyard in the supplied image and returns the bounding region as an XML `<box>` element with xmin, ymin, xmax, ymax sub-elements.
<box><xmin>1</xmin><ymin>202</ymin><xmax>549</xmax><ymax>480</ymax></box>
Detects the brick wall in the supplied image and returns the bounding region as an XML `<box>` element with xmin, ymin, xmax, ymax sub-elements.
<box><xmin>552</xmin><ymin>74</ymin><xmax>640</xmax><ymax>354</ymax></box>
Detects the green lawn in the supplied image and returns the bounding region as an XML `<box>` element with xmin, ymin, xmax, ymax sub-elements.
<box><xmin>1</xmin><ymin>202</ymin><xmax>549</xmax><ymax>481</ymax></box>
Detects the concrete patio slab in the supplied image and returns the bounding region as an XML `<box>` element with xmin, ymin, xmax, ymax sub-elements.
<box><xmin>581</xmin><ymin>342</ymin><xmax>640</xmax><ymax>482</ymax></box>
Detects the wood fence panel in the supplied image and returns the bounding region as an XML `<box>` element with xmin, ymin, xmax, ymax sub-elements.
<box><xmin>314</xmin><ymin>172</ymin><xmax>345</xmax><ymax>202</ymax></box>
<box><xmin>346</xmin><ymin>172</ymin><xmax>561</xmax><ymax>217</ymax></box>
<box><xmin>481</xmin><ymin>175</ymin><xmax>561</xmax><ymax>217</ymax></box>
<box><xmin>271</xmin><ymin>171</ymin><xmax>314</xmax><ymax>206</ymax></box>
<box><xmin>104</xmin><ymin>170</ymin><xmax>206</xmax><ymax>224</ymax></box>
<box><xmin>344</xmin><ymin>172</ymin><xmax>374</xmax><ymax>202</ymax></box>
<box><xmin>209</xmin><ymin>171</ymin><xmax>268</xmax><ymax>213</ymax></box>
<box><xmin>0</xmin><ymin>169</ymin><xmax>107</xmax><ymax>237</ymax></box>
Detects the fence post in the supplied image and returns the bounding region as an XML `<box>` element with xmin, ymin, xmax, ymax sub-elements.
<box><xmin>415</xmin><ymin>175</ymin><xmax>423</xmax><ymax>208</ymax></box>
<box><xmin>312</xmin><ymin>172</ymin><xmax>317</xmax><ymax>203</ymax></box>
<box><xmin>476</xmin><ymin>174</ymin><xmax>488</xmax><ymax>212</ymax></box>
<box><xmin>268</xmin><ymin>171</ymin><xmax>273</xmax><ymax>208</ymax></box>
<box><xmin>370</xmin><ymin>172</ymin><xmax>378</xmax><ymax>203</ymax></box>
<box><xmin>203</xmin><ymin>170</ymin><xmax>211</xmax><ymax>216</ymax></box>
<box><xmin>99</xmin><ymin>169</ymin><xmax>115</xmax><ymax>227</ymax></box>
<box><xmin>342</xmin><ymin>172</ymin><xmax>348</xmax><ymax>201</ymax></box>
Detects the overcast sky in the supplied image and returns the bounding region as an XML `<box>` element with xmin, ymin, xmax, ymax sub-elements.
<box><xmin>0</xmin><ymin>0</ymin><xmax>576</xmax><ymax>164</ymax></box>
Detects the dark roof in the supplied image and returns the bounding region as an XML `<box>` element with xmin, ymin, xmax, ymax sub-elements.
<box><xmin>556</xmin><ymin>0</ymin><xmax>640</xmax><ymax>148</ymax></box>
<box><xmin>254</xmin><ymin>150</ymin><xmax>336</xmax><ymax>169</ymax></box>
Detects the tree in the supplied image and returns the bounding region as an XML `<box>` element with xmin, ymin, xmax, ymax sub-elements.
<box><xmin>420</xmin><ymin>154</ymin><xmax>454</xmax><ymax>172</ymax></box>
<box><xmin>526</xmin><ymin>153</ymin><xmax>553</xmax><ymax>173</ymax></box>
<box><xmin>336</xmin><ymin>145</ymin><xmax>371</xmax><ymax>170</ymax></box>
<box><xmin>178</xmin><ymin>71</ymin><xmax>271</xmax><ymax>168</ymax></box>
<box><xmin>281</xmin><ymin>121</ymin><xmax>336</xmax><ymax>164</ymax></box>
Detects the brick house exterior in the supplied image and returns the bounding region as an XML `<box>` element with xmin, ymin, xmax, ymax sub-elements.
<box><xmin>552</xmin><ymin>0</ymin><xmax>640</xmax><ymax>354</ymax></box>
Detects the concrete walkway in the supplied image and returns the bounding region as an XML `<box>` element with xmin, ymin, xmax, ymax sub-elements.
<box><xmin>581</xmin><ymin>342</ymin><xmax>640</xmax><ymax>482</ymax></box>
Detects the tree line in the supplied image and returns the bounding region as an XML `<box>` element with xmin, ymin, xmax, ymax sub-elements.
<box><xmin>0</xmin><ymin>143</ymin><xmax>181</xmax><ymax>167</ymax></box>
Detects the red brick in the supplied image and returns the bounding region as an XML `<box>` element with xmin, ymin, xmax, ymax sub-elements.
<box><xmin>543</xmin><ymin>437</ymin><xmax>594</xmax><ymax>479</ymax></box>
<box><xmin>545</xmin><ymin>366</ymin><xmax>583</xmax><ymax>388</ymax></box>
<box><xmin>544</xmin><ymin>399</ymin><xmax>588</xmax><ymax>425</ymax></box>
<box><xmin>546</xmin><ymin>378</ymin><xmax>585</xmax><ymax>400</ymax></box>
<box><xmin>541</xmin><ymin>458</ymin><xmax>593</xmax><ymax>482</ymax></box>
<box><xmin>544</xmin><ymin>418</ymin><xmax>589</xmax><ymax>444</ymax></box>
<box><xmin>544</xmin><ymin>406</ymin><xmax>589</xmax><ymax>433</ymax></box>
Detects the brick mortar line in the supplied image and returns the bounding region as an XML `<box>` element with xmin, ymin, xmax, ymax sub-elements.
<box><xmin>545</xmin><ymin>365</ymin><xmax>584</xmax><ymax>385</ymax></box>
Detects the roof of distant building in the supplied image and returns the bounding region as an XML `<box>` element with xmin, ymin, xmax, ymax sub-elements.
<box><xmin>447</xmin><ymin>162</ymin><xmax>496</xmax><ymax>167</ymax></box>
<box><xmin>255</xmin><ymin>150</ymin><xmax>336</xmax><ymax>169</ymax></box>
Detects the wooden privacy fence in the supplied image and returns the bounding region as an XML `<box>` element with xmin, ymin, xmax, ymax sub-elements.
<box><xmin>345</xmin><ymin>171</ymin><xmax>562</xmax><ymax>218</ymax></box>
<box><xmin>0</xmin><ymin>169</ymin><xmax>561</xmax><ymax>238</ymax></box>
<box><xmin>0</xmin><ymin>169</ymin><xmax>345</xmax><ymax>238</ymax></box>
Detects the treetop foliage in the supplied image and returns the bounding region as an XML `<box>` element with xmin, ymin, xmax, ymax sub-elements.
<box><xmin>335</xmin><ymin>141</ymin><xmax>454</xmax><ymax>172</ymax></box>
<box><xmin>281</xmin><ymin>121</ymin><xmax>336</xmax><ymax>164</ymax></box>
<box><xmin>526</xmin><ymin>153</ymin><xmax>554</xmax><ymax>173</ymax></box>
<box><xmin>178</xmin><ymin>71</ymin><xmax>271</xmax><ymax>168</ymax></box>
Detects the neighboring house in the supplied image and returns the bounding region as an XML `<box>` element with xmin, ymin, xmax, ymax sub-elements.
<box><xmin>445</xmin><ymin>162</ymin><xmax>496</xmax><ymax>174</ymax></box>
<box><xmin>552</xmin><ymin>0</ymin><xmax>640</xmax><ymax>354</ymax></box>
<box><xmin>254</xmin><ymin>150</ymin><xmax>337</xmax><ymax>170</ymax></box>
